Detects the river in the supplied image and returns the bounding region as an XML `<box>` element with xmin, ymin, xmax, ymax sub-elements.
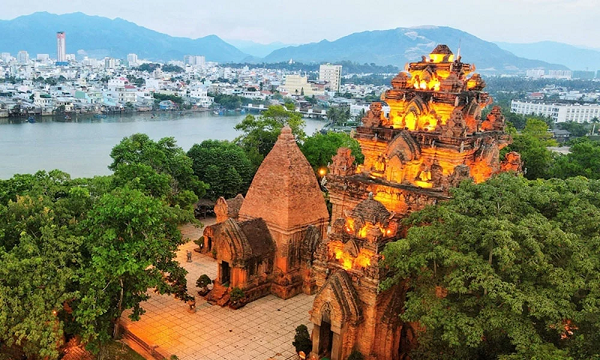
<box><xmin>0</xmin><ymin>112</ymin><xmax>326</xmax><ymax>179</ymax></box>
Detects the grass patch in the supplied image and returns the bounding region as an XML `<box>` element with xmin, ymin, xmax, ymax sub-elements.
<box><xmin>100</xmin><ymin>341</ymin><xmax>146</xmax><ymax>360</ymax></box>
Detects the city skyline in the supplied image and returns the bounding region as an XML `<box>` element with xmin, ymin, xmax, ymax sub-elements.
<box><xmin>0</xmin><ymin>0</ymin><xmax>598</xmax><ymax>48</ymax></box>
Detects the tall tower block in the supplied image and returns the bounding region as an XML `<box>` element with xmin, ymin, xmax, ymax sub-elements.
<box><xmin>56</xmin><ymin>32</ymin><xmax>66</xmax><ymax>63</ymax></box>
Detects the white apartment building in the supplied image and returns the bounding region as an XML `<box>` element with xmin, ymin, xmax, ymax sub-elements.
<box><xmin>17</xmin><ymin>51</ymin><xmax>29</xmax><ymax>64</ymax></box>
<box><xmin>526</xmin><ymin>69</ymin><xmax>544</xmax><ymax>79</ymax></box>
<box><xmin>188</xmin><ymin>87</ymin><xmax>214</xmax><ymax>108</ymax></box>
<box><xmin>127</xmin><ymin>53</ymin><xmax>139</xmax><ymax>66</ymax></box>
<box><xmin>281</xmin><ymin>74</ymin><xmax>324</xmax><ymax>96</ymax></box>
<box><xmin>511</xmin><ymin>100</ymin><xmax>600</xmax><ymax>123</ymax></box>
<box><xmin>108</xmin><ymin>77</ymin><xmax>129</xmax><ymax>89</ymax></box>
<box><xmin>184</xmin><ymin>55</ymin><xmax>206</xmax><ymax>67</ymax></box>
<box><xmin>104</xmin><ymin>57</ymin><xmax>117</xmax><ymax>69</ymax></box>
<box><xmin>320</xmin><ymin>64</ymin><xmax>342</xmax><ymax>92</ymax></box>
<box><xmin>547</xmin><ymin>70</ymin><xmax>572</xmax><ymax>80</ymax></box>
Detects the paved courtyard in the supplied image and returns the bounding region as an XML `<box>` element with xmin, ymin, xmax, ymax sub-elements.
<box><xmin>121</xmin><ymin>218</ymin><xmax>315</xmax><ymax>360</ymax></box>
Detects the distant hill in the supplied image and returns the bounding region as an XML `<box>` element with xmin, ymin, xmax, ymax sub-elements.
<box><xmin>496</xmin><ymin>41</ymin><xmax>600</xmax><ymax>71</ymax></box>
<box><xmin>225</xmin><ymin>40</ymin><xmax>293</xmax><ymax>58</ymax></box>
<box><xmin>263</xmin><ymin>26</ymin><xmax>567</xmax><ymax>73</ymax></box>
<box><xmin>0</xmin><ymin>12</ymin><xmax>248</xmax><ymax>62</ymax></box>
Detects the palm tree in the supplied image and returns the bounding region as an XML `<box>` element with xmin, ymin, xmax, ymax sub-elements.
<box><xmin>591</xmin><ymin>117</ymin><xmax>599</xmax><ymax>136</ymax></box>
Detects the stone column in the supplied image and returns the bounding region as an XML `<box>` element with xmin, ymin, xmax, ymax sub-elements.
<box><xmin>311</xmin><ymin>324</ymin><xmax>321</xmax><ymax>356</ymax></box>
<box><xmin>331</xmin><ymin>332</ymin><xmax>342</xmax><ymax>360</ymax></box>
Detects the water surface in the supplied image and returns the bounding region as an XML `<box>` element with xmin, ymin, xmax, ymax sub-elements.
<box><xmin>0</xmin><ymin>112</ymin><xmax>325</xmax><ymax>179</ymax></box>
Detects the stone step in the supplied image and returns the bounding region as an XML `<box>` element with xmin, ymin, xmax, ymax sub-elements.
<box><xmin>216</xmin><ymin>293</ymin><xmax>230</xmax><ymax>307</ymax></box>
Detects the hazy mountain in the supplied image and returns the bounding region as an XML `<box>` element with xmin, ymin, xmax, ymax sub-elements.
<box><xmin>226</xmin><ymin>40</ymin><xmax>293</xmax><ymax>58</ymax></box>
<box><xmin>496</xmin><ymin>41</ymin><xmax>600</xmax><ymax>71</ymax></box>
<box><xmin>263</xmin><ymin>26</ymin><xmax>566</xmax><ymax>73</ymax></box>
<box><xmin>0</xmin><ymin>12</ymin><xmax>248</xmax><ymax>62</ymax></box>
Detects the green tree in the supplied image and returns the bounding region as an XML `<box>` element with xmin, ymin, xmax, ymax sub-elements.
<box><xmin>0</xmin><ymin>169</ymin><xmax>196</xmax><ymax>358</ymax></box>
<box><xmin>0</xmin><ymin>195</ymin><xmax>82</xmax><ymax>359</ymax></box>
<box><xmin>327</xmin><ymin>106</ymin><xmax>351</xmax><ymax>126</ymax></box>
<box><xmin>523</xmin><ymin>118</ymin><xmax>556</xmax><ymax>145</ymax></box>
<box><xmin>300</xmin><ymin>131</ymin><xmax>364</xmax><ymax>171</ymax></box>
<box><xmin>292</xmin><ymin>324</ymin><xmax>312</xmax><ymax>355</ymax></box>
<box><xmin>381</xmin><ymin>174</ymin><xmax>600</xmax><ymax>360</ymax></box>
<box><xmin>551</xmin><ymin>138</ymin><xmax>600</xmax><ymax>179</ymax></box>
<box><xmin>109</xmin><ymin>134</ymin><xmax>207</xmax><ymax>207</ymax></box>
<box><xmin>187</xmin><ymin>140</ymin><xmax>254</xmax><ymax>199</ymax></box>
<box><xmin>556</xmin><ymin>121</ymin><xmax>590</xmax><ymax>138</ymax></box>
<box><xmin>503</xmin><ymin>119</ymin><xmax>556</xmax><ymax>180</ymax></box>
<box><xmin>234</xmin><ymin>105</ymin><xmax>306</xmax><ymax>167</ymax></box>
<box><xmin>74</xmin><ymin>188</ymin><xmax>193</xmax><ymax>350</ymax></box>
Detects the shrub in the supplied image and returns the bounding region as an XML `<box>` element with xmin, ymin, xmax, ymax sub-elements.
<box><xmin>292</xmin><ymin>324</ymin><xmax>312</xmax><ymax>355</ymax></box>
<box><xmin>347</xmin><ymin>350</ymin><xmax>364</xmax><ymax>360</ymax></box>
<box><xmin>196</xmin><ymin>274</ymin><xmax>212</xmax><ymax>289</ymax></box>
<box><xmin>229</xmin><ymin>287</ymin><xmax>245</xmax><ymax>303</ymax></box>
<box><xmin>193</xmin><ymin>236</ymin><xmax>204</xmax><ymax>249</ymax></box>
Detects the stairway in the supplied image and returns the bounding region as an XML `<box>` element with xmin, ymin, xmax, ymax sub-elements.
<box><xmin>206</xmin><ymin>284</ymin><xmax>228</xmax><ymax>305</ymax></box>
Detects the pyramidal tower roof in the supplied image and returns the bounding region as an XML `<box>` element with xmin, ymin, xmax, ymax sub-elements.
<box><xmin>239</xmin><ymin>126</ymin><xmax>329</xmax><ymax>230</ymax></box>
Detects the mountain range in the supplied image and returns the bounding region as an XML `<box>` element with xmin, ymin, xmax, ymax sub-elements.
<box><xmin>225</xmin><ymin>40</ymin><xmax>293</xmax><ymax>58</ymax></box>
<box><xmin>496</xmin><ymin>41</ymin><xmax>600</xmax><ymax>71</ymax></box>
<box><xmin>0</xmin><ymin>12</ymin><xmax>583</xmax><ymax>72</ymax></box>
<box><xmin>0</xmin><ymin>12</ymin><xmax>247</xmax><ymax>63</ymax></box>
<box><xmin>263</xmin><ymin>26</ymin><xmax>565</xmax><ymax>72</ymax></box>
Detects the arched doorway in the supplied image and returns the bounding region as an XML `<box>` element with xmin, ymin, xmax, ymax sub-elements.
<box><xmin>220</xmin><ymin>261</ymin><xmax>231</xmax><ymax>285</ymax></box>
<box><xmin>318</xmin><ymin>307</ymin><xmax>334</xmax><ymax>357</ymax></box>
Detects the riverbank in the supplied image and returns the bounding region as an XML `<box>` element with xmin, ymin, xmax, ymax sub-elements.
<box><xmin>1</xmin><ymin>107</ymin><xmax>213</xmax><ymax>120</ymax></box>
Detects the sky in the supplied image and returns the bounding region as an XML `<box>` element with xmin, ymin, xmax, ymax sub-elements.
<box><xmin>1</xmin><ymin>0</ymin><xmax>598</xmax><ymax>48</ymax></box>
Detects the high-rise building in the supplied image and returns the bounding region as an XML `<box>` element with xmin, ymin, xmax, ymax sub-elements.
<box><xmin>183</xmin><ymin>55</ymin><xmax>205</xmax><ymax>67</ymax></box>
<box><xmin>17</xmin><ymin>51</ymin><xmax>29</xmax><ymax>64</ymax></box>
<box><xmin>572</xmin><ymin>70</ymin><xmax>595</xmax><ymax>80</ymax></box>
<box><xmin>104</xmin><ymin>57</ymin><xmax>117</xmax><ymax>69</ymax></box>
<box><xmin>1</xmin><ymin>52</ymin><xmax>12</xmax><ymax>63</ymax></box>
<box><xmin>56</xmin><ymin>32</ymin><xmax>66</xmax><ymax>63</ymax></box>
<box><xmin>319</xmin><ymin>64</ymin><xmax>343</xmax><ymax>92</ymax></box>
<box><xmin>127</xmin><ymin>53</ymin><xmax>138</xmax><ymax>66</ymax></box>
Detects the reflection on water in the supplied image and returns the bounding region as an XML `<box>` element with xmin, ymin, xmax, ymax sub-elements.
<box><xmin>0</xmin><ymin>112</ymin><xmax>325</xmax><ymax>179</ymax></box>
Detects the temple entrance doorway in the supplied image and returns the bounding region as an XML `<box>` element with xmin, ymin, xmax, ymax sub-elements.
<box><xmin>318</xmin><ymin>305</ymin><xmax>334</xmax><ymax>358</ymax></box>
<box><xmin>318</xmin><ymin>320</ymin><xmax>333</xmax><ymax>358</ymax></box>
<box><xmin>221</xmin><ymin>261</ymin><xmax>231</xmax><ymax>285</ymax></box>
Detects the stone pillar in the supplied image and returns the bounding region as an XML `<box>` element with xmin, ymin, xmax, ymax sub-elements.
<box><xmin>311</xmin><ymin>324</ymin><xmax>321</xmax><ymax>356</ymax></box>
<box><xmin>331</xmin><ymin>332</ymin><xmax>342</xmax><ymax>360</ymax></box>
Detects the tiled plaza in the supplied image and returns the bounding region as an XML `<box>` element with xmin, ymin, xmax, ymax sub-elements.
<box><xmin>121</xmin><ymin>219</ymin><xmax>314</xmax><ymax>360</ymax></box>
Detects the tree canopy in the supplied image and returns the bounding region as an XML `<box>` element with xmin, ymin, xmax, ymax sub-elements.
<box><xmin>502</xmin><ymin>118</ymin><xmax>556</xmax><ymax>180</ymax></box>
<box><xmin>382</xmin><ymin>174</ymin><xmax>600</xmax><ymax>360</ymax></box>
<box><xmin>109</xmin><ymin>133</ymin><xmax>207</xmax><ymax>208</ymax></box>
<box><xmin>300</xmin><ymin>131</ymin><xmax>364</xmax><ymax>171</ymax></box>
<box><xmin>0</xmin><ymin>141</ymin><xmax>197</xmax><ymax>357</ymax></box>
<box><xmin>551</xmin><ymin>137</ymin><xmax>600</xmax><ymax>179</ymax></box>
<box><xmin>187</xmin><ymin>140</ymin><xmax>254</xmax><ymax>200</ymax></box>
<box><xmin>234</xmin><ymin>105</ymin><xmax>306</xmax><ymax>167</ymax></box>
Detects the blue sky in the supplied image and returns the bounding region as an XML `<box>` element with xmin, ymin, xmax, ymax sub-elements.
<box><xmin>1</xmin><ymin>0</ymin><xmax>598</xmax><ymax>47</ymax></box>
